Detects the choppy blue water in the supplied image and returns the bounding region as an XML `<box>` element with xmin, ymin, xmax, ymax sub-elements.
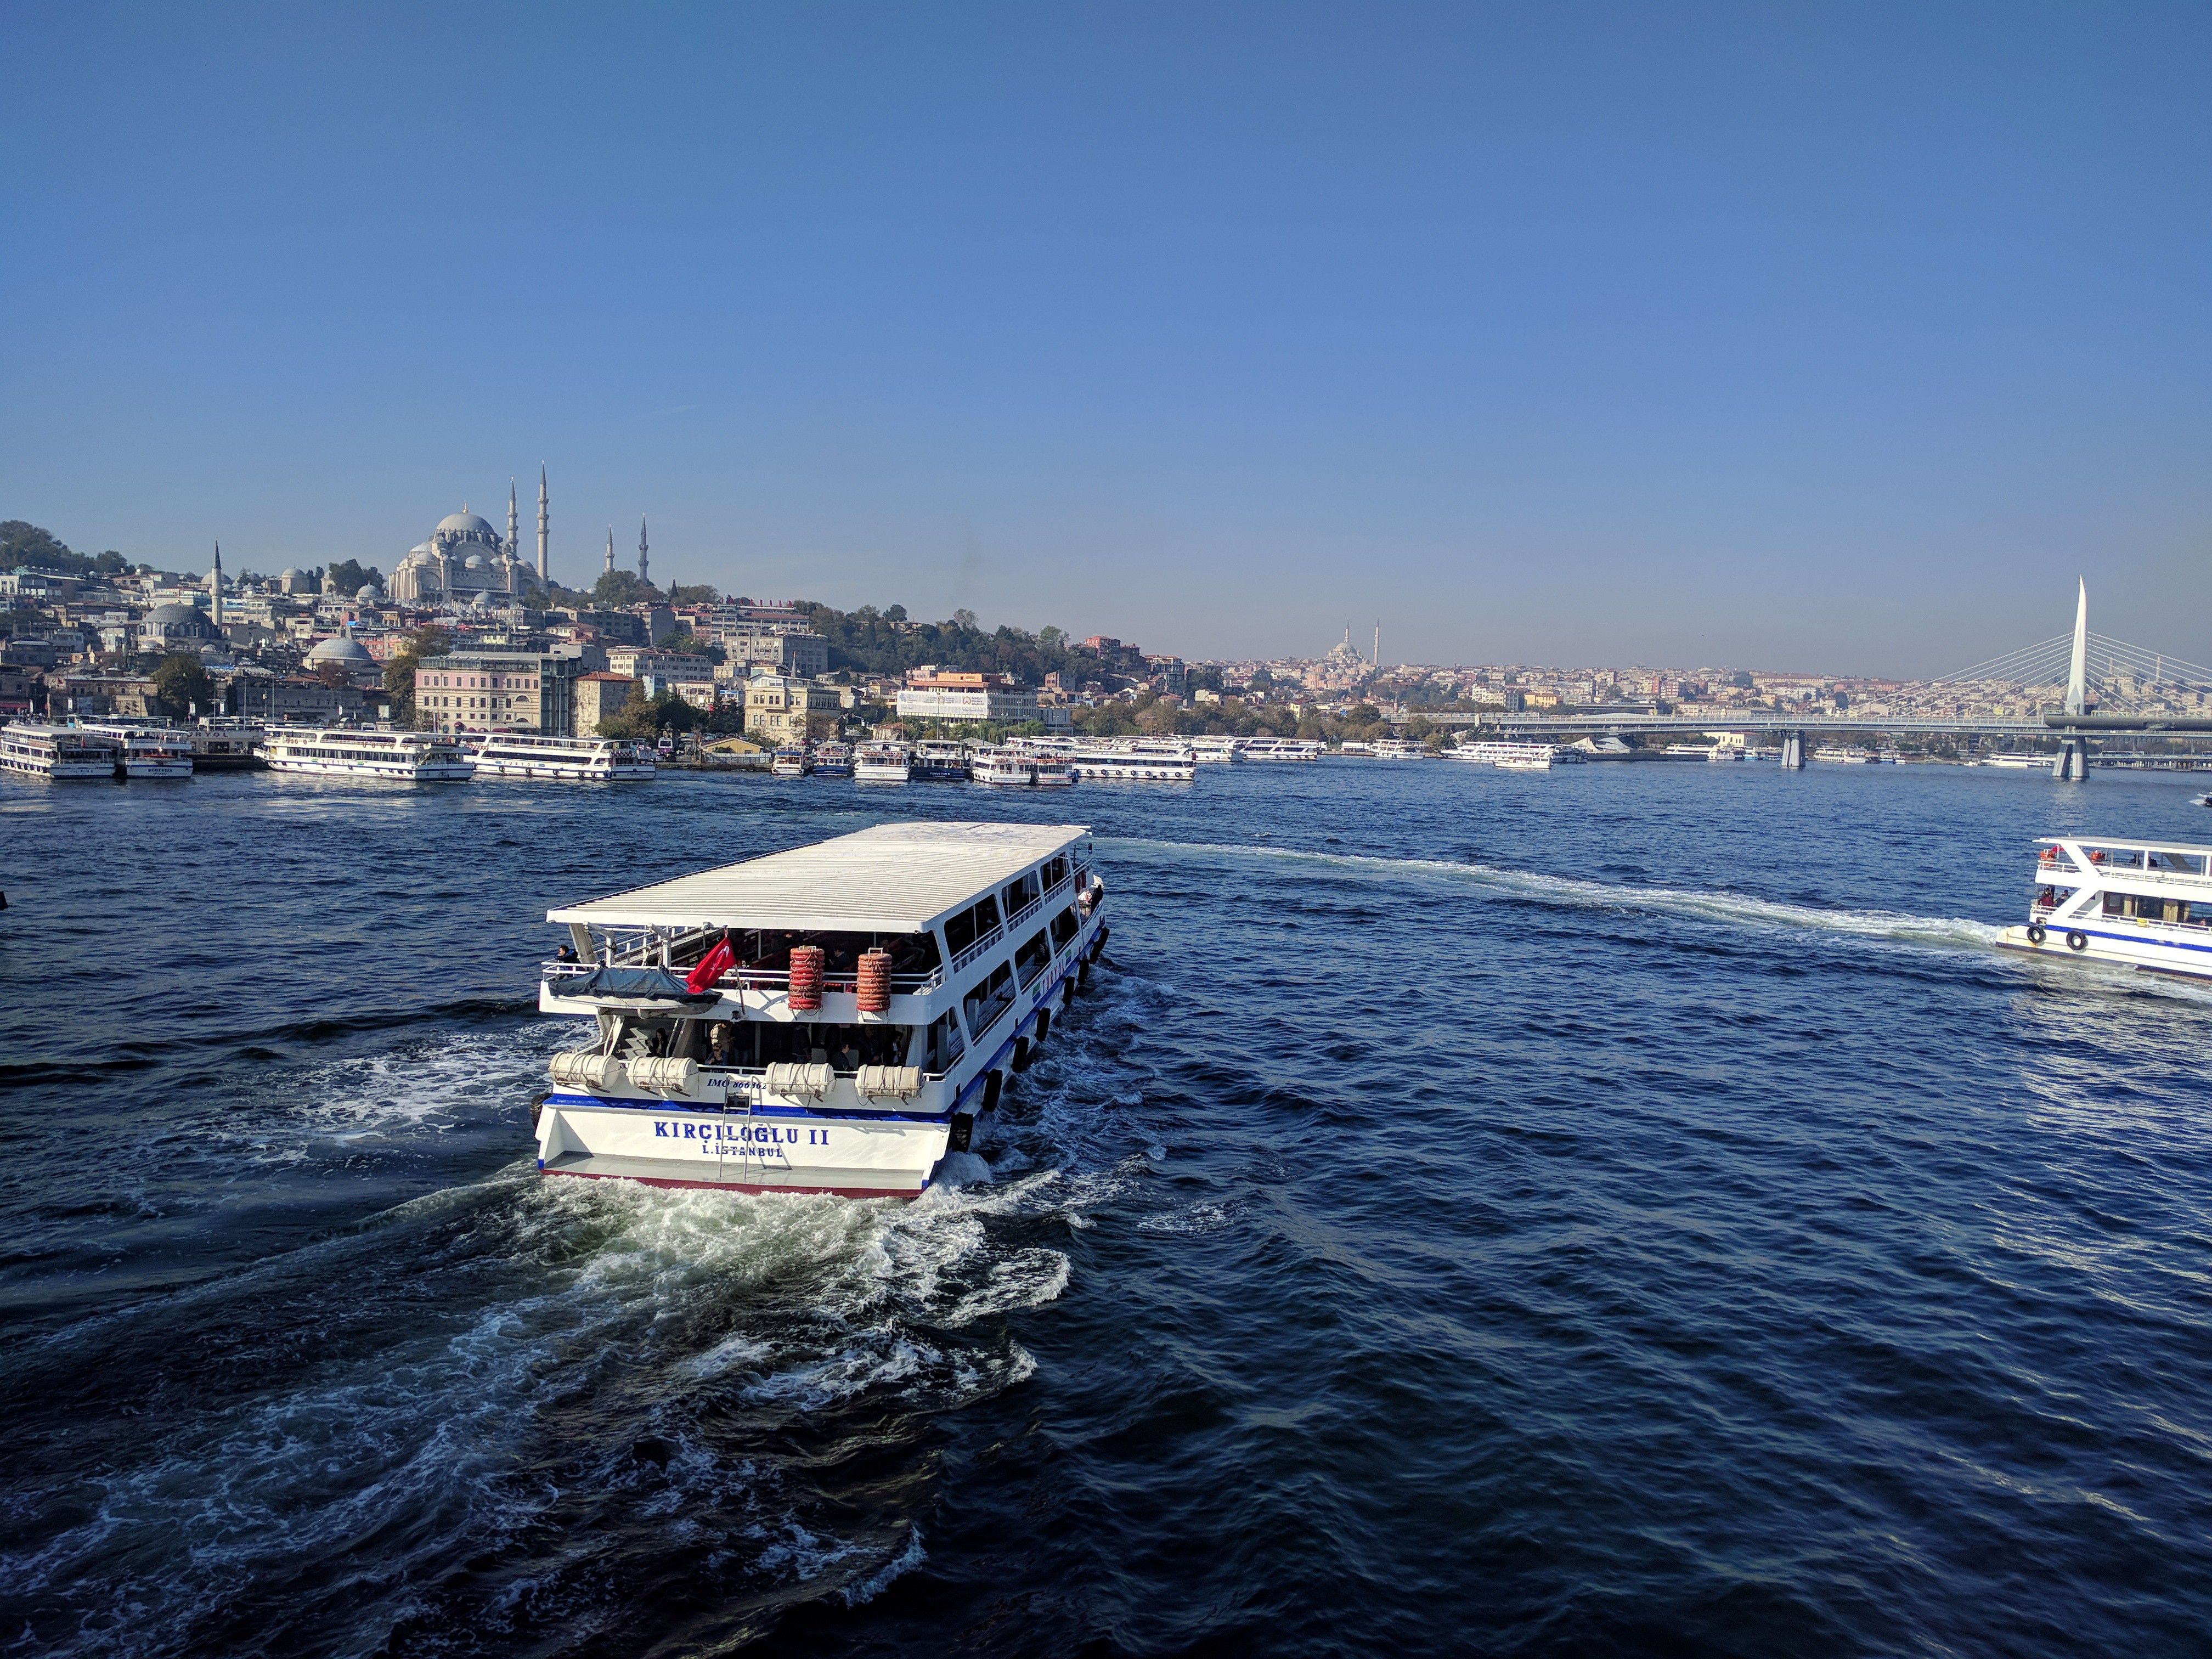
<box><xmin>3</xmin><ymin>760</ymin><xmax>2210</xmax><ymax>1657</ymax></box>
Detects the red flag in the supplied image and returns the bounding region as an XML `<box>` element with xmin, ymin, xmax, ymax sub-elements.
<box><xmin>685</xmin><ymin>938</ymin><xmax>735</xmax><ymax>995</ymax></box>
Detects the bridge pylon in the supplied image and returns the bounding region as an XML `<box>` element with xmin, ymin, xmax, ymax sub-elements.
<box><xmin>1780</xmin><ymin>731</ymin><xmax>1805</xmax><ymax>769</ymax></box>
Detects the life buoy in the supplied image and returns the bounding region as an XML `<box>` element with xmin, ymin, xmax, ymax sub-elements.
<box><xmin>2066</xmin><ymin>930</ymin><xmax>2089</xmax><ymax>951</ymax></box>
<box><xmin>2027</xmin><ymin>924</ymin><xmax>2046</xmax><ymax>944</ymax></box>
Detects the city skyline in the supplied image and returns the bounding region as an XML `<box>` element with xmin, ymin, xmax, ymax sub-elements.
<box><xmin>4</xmin><ymin>5</ymin><xmax>2208</xmax><ymax>676</ymax></box>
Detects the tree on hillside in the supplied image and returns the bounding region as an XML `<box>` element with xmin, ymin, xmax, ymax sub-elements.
<box><xmin>151</xmin><ymin>653</ymin><xmax>217</xmax><ymax>717</ymax></box>
<box><xmin>383</xmin><ymin>625</ymin><xmax>450</xmax><ymax>726</ymax></box>
<box><xmin>593</xmin><ymin>570</ymin><xmax>659</xmax><ymax>608</ymax></box>
<box><xmin>325</xmin><ymin>558</ymin><xmax>383</xmax><ymax>596</ymax></box>
<box><xmin>667</xmin><ymin>583</ymin><xmax>718</xmax><ymax>605</ymax></box>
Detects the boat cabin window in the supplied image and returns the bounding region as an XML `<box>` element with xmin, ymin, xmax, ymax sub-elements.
<box><xmin>1040</xmin><ymin>855</ymin><xmax>1069</xmax><ymax>890</ymax></box>
<box><xmin>923</xmin><ymin>1009</ymin><xmax>966</xmax><ymax>1073</ymax></box>
<box><xmin>1014</xmin><ymin>928</ymin><xmax>1051</xmax><ymax>988</ymax></box>
<box><xmin>704</xmin><ymin>1019</ymin><xmax>912</xmax><ymax>1073</ymax></box>
<box><xmin>943</xmin><ymin>896</ymin><xmax>1002</xmax><ymax>956</ymax></box>
<box><xmin>963</xmin><ymin>962</ymin><xmax>1015</xmax><ymax>1040</ymax></box>
<box><xmin>1050</xmin><ymin>905</ymin><xmax>1080</xmax><ymax>951</ymax></box>
<box><xmin>2103</xmin><ymin>893</ymin><xmax>2199</xmax><ymax>923</ymax></box>
<box><xmin>1001</xmin><ymin>871</ymin><xmax>1042</xmax><ymax>916</ymax></box>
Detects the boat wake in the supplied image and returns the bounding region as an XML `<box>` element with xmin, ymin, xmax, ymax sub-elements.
<box><xmin>1110</xmin><ymin>837</ymin><xmax>2005</xmax><ymax>952</ymax></box>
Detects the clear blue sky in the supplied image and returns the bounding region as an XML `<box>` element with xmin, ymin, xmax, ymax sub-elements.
<box><xmin>4</xmin><ymin>3</ymin><xmax>2207</xmax><ymax>675</ymax></box>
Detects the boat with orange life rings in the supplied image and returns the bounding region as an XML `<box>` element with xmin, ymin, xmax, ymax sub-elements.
<box><xmin>532</xmin><ymin>821</ymin><xmax>1108</xmax><ymax>1198</ymax></box>
<box><xmin>2000</xmin><ymin>836</ymin><xmax>2212</xmax><ymax>980</ymax></box>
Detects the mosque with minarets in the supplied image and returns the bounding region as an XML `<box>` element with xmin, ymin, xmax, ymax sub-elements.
<box><xmin>387</xmin><ymin>469</ymin><xmax>554</xmax><ymax>604</ymax></box>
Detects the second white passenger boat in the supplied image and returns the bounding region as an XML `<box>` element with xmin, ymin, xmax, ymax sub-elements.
<box><xmin>82</xmin><ymin>723</ymin><xmax>195</xmax><ymax>778</ymax></box>
<box><xmin>534</xmin><ymin>821</ymin><xmax>1109</xmax><ymax>1198</ymax></box>
<box><xmin>263</xmin><ymin>727</ymin><xmax>475</xmax><ymax>780</ymax></box>
<box><xmin>855</xmin><ymin>742</ymin><xmax>912</xmax><ymax>783</ymax></box>
<box><xmin>0</xmin><ymin>723</ymin><xmax>125</xmax><ymax>780</ymax></box>
<box><xmin>471</xmin><ymin>733</ymin><xmax>656</xmax><ymax>781</ymax></box>
<box><xmin>2000</xmin><ymin>835</ymin><xmax>2212</xmax><ymax>980</ymax></box>
<box><xmin>1448</xmin><ymin>741</ymin><xmax>1576</xmax><ymax>770</ymax></box>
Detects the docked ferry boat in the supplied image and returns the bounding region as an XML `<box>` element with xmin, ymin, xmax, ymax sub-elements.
<box><xmin>770</xmin><ymin>745</ymin><xmax>811</xmax><ymax>777</ymax></box>
<box><xmin>2001</xmin><ymin>836</ymin><xmax>2212</xmax><ymax>980</ymax></box>
<box><xmin>190</xmin><ymin>719</ymin><xmax>267</xmax><ymax>770</ymax></box>
<box><xmin>0</xmin><ymin>723</ymin><xmax>125</xmax><ymax>780</ymax></box>
<box><xmin>972</xmin><ymin>748</ymin><xmax>1036</xmax><ymax>786</ymax></box>
<box><xmin>1448</xmin><ymin>741</ymin><xmax>1577</xmax><ymax>770</ymax></box>
<box><xmin>1065</xmin><ymin>743</ymin><xmax>1194</xmax><ymax>781</ymax></box>
<box><xmin>812</xmin><ymin>741</ymin><xmax>854</xmax><ymax>778</ymax></box>
<box><xmin>82</xmin><ymin>723</ymin><xmax>195</xmax><ymax>778</ymax></box>
<box><xmin>911</xmin><ymin>740</ymin><xmax>970</xmax><ymax>781</ymax></box>
<box><xmin>263</xmin><ymin>727</ymin><xmax>475</xmax><ymax>780</ymax></box>
<box><xmin>471</xmin><ymin>733</ymin><xmax>654</xmax><ymax>781</ymax></box>
<box><xmin>1242</xmin><ymin>737</ymin><xmax>1323</xmax><ymax>761</ymax></box>
<box><xmin>533</xmin><ymin>821</ymin><xmax>1110</xmax><ymax>1198</ymax></box>
<box><xmin>855</xmin><ymin>742</ymin><xmax>911</xmax><ymax>783</ymax></box>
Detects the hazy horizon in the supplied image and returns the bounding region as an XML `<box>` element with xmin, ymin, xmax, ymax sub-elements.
<box><xmin>4</xmin><ymin>4</ymin><xmax>2207</xmax><ymax>678</ymax></box>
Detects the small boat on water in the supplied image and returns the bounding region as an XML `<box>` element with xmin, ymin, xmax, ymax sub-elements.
<box><xmin>972</xmin><ymin>748</ymin><xmax>1036</xmax><ymax>787</ymax></box>
<box><xmin>1184</xmin><ymin>736</ymin><xmax>1244</xmax><ymax>763</ymax></box>
<box><xmin>534</xmin><ymin>821</ymin><xmax>1110</xmax><ymax>1198</ymax></box>
<box><xmin>1369</xmin><ymin>740</ymin><xmax>1425</xmax><ymax>760</ymax></box>
<box><xmin>911</xmin><ymin>740</ymin><xmax>970</xmax><ymax>781</ymax></box>
<box><xmin>771</xmin><ymin>745</ymin><xmax>811</xmax><ymax>777</ymax></box>
<box><xmin>2001</xmin><ymin>836</ymin><xmax>2212</xmax><ymax>981</ymax></box>
<box><xmin>812</xmin><ymin>741</ymin><xmax>854</xmax><ymax>777</ymax></box>
<box><xmin>81</xmin><ymin>723</ymin><xmax>194</xmax><ymax>778</ymax></box>
<box><xmin>855</xmin><ymin>742</ymin><xmax>911</xmax><ymax>783</ymax></box>
<box><xmin>1448</xmin><ymin>741</ymin><xmax>1576</xmax><ymax>770</ymax></box>
<box><xmin>472</xmin><ymin>733</ymin><xmax>656</xmax><ymax>781</ymax></box>
<box><xmin>263</xmin><ymin>727</ymin><xmax>475</xmax><ymax>780</ymax></box>
<box><xmin>0</xmin><ymin>722</ymin><xmax>125</xmax><ymax>780</ymax></box>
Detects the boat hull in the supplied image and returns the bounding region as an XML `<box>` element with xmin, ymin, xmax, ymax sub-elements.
<box><xmin>1999</xmin><ymin>921</ymin><xmax>2212</xmax><ymax>980</ymax></box>
<box><xmin>537</xmin><ymin>1098</ymin><xmax>952</xmax><ymax>1198</ymax></box>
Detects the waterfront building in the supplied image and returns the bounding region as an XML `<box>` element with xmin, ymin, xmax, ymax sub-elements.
<box><xmin>575</xmin><ymin>672</ymin><xmax>638</xmax><ymax>735</ymax></box>
<box><xmin>745</xmin><ymin>674</ymin><xmax>843</xmax><ymax>744</ymax></box>
<box><xmin>413</xmin><ymin>650</ymin><xmax>582</xmax><ymax>736</ymax></box>
<box><xmin>896</xmin><ymin>669</ymin><xmax>1042</xmax><ymax>725</ymax></box>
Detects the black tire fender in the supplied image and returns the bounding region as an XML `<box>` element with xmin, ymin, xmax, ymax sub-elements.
<box><xmin>529</xmin><ymin>1088</ymin><xmax>550</xmax><ymax>1132</ymax></box>
<box><xmin>1034</xmin><ymin>1008</ymin><xmax>1052</xmax><ymax>1046</ymax></box>
<box><xmin>948</xmin><ymin>1112</ymin><xmax>974</xmax><ymax>1152</ymax></box>
<box><xmin>980</xmin><ymin>1070</ymin><xmax>1004</xmax><ymax>1113</ymax></box>
<box><xmin>2066</xmin><ymin>930</ymin><xmax>2089</xmax><ymax>951</ymax></box>
<box><xmin>2026</xmin><ymin>924</ymin><xmax>2046</xmax><ymax>945</ymax></box>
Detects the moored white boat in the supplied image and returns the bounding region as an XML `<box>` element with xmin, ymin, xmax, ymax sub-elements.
<box><xmin>1448</xmin><ymin>741</ymin><xmax>1575</xmax><ymax>770</ymax></box>
<box><xmin>813</xmin><ymin>741</ymin><xmax>854</xmax><ymax>777</ymax></box>
<box><xmin>1242</xmin><ymin>737</ymin><xmax>1322</xmax><ymax>761</ymax></box>
<box><xmin>534</xmin><ymin>821</ymin><xmax>1110</xmax><ymax>1198</ymax></box>
<box><xmin>190</xmin><ymin>719</ymin><xmax>267</xmax><ymax>770</ymax></box>
<box><xmin>910</xmin><ymin>740</ymin><xmax>970</xmax><ymax>781</ymax></box>
<box><xmin>770</xmin><ymin>745</ymin><xmax>811</xmax><ymax>777</ymax></box>
<box><xmin>263</xmin><ymin>727</ymin><xmax>475</xmax><ymax>780</ymax></box>
<box><xmin>972</xmin><ymin>748</ymin><xmax>1036</xmax><ymax>786</ymax></box>
<box><xmin>2000</xmin><ymin>836</ymin><xmax>2212</xmax><ymax>981</ymax></box>
<box><xmin>1064</xmin><ymin>743</ymin><xmax>1193</xmax><ymax>781</ymax></box>
<box><xmin>82</xmin><ymin>723</ymin><xmax>195</xmax><ymax>778</ymax></box>
<box><xmin>472</xmin><ymin>733</ymin><xmax>656</xmax><ymax>781</ymax></box>
<box><xmin>854</xmin><ymin>742</ymin><xmax>911</xmax><ymax>783</ymax></box>
<box><xmin>0</xmin><ymin>722</ymin><xmax>125</xmax><ymax>780</ymax></box>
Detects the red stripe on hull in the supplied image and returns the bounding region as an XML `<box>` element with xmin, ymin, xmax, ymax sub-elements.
<box><xmin>540</xmin><ymin>1166</ymin><xmax>921</xmax><ymax>1200</ymax></box>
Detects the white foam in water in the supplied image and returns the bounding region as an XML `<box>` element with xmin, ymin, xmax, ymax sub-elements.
<box><xmin>1113</xmin><ymin>837</ymin><xmax>2006</xmax><ymax>951</ymax></box>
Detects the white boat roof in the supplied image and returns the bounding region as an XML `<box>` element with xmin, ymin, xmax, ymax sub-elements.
<box><xmin>548</xmin><ymin>821</ymin><xmax>1093</xmax><ymax>933</ymax></box>
<box><xmin>2038</xmin><ymin>834</ymin><xmax>2212</xmax><ymax>856</ymax></box>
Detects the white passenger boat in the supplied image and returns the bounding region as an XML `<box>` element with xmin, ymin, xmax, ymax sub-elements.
<box><xmin>972</xmin><ymin>748</ymin><xmax>1036</xmax><ymax>786</ymax></box>
<box><xmin>1031</xmin><ymin>755</ymin><xmax>1075</xmax><ymax>787</ymax></box>
<box><xmin>911</xmin><ymin>740</ymin><xmax>970</xmax><ymax>781</ymax></box>
<box><xmin>770</xmin><ymin>745</ymin><xmax>810</xmax><ymax>777</ymax></box>
<box><xmin>472</xmin><ymin>733</ymin><xmax>655</xmax><ymax>781</ymax></box>
<box><xmin>190</xmin><ymin>719</ymin><xmax>267</xmax><ymax>770</ymax></box>
<box><xmin>2000</xmin><ymin>836</ymin><xmax>2212</xmax><ymax>981</ymax></box>
<box><xmin>263</xmin><ymin>727</ymin><xmax>475</xmax><ymax>780</ymax></box>
<box><xmin>534</xmin><ymin>821</ymin><xmax>1110</xmax><ymax>1198</ymax></box>
<box><xmin>1242</xmin><ymin>737</ymin><xmax>1322</xmax><ymax>761</ymax></box>
<box><xmin>813</xmin><ymin>741</ymin><xmax>854</xmax><ymax>778</ymax></box>
<box><xmin>1184</xmin><ymin>736</ymin><xmax>1245</xmax><ymax>763</ymax></box>
<box><xmin>1370</xmin><ymin>739</ymin><xmax>1425</xmax><ymax>760</ymax></box>
<box><xmin>1065</xmin><ymin>744</ymin><xmax>1194</xmax><ymax>781</ymax></box>
<box><xmin>1979</xmin><ymin>753</ymin><xmax>2045</xmax><ymax>769</ymax></box>
<box><xmin>855</xmin><ymin>742</ymin><xmax>911</xmax><ymax>783</ymax></box>
<box><xmin>82</xmin><ymin>723</ymin><xmax>194</xmax><ymax>778</ymax></box>
<box><xmin>1448</xmin><ymin>741</ymin><xmax>1576</xmax><ymax>770</ymax></box>
<box><xmin>0</xmin><ymin>722</ymin><xmax>125</xmax><ymax>780</ymax></box>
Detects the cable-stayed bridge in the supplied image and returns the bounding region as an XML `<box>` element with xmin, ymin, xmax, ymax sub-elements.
<box><xmin>1475</xmin><ymin>582</ymin><xmax>2212</xmax><ymax>777</ymax></box>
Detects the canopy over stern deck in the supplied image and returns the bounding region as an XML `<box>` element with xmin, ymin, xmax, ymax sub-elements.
<box><xmin>546</xmin><ymin>820</ymin><xmax>1094</xmax><ymax>935</ymax></box>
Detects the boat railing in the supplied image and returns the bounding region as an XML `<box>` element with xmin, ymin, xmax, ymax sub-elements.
<box><xmin>2039</xmin><ymin>847</ymin><xmax>2210</xmax><ymax>880</ymax></box>
<box><xmin>1003</xmin><ymin>893</ymin><xmax>1045</xmax><ymax>934</ymax></box>
<box><xmin>948</xmin><ymin>926</ymin><xmax>1005</xmax><ymax>975</ymax></box>
<box><xmin>540</xmin><ymin>959</ymin><xmax>945</xmax><ymax>995</ymax></box>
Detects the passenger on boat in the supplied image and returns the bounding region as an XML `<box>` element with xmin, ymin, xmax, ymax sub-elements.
<box><xmin>707</xmin><ymin>1023</ymin><xmax>734</xmax><ymax>1064</ymax></box>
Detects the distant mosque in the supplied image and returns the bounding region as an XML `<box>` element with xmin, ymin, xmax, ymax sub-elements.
<box><xmin>387</xmin><ymin>468</ymin><xmax>553</xmax><ymax>604</ymax></box>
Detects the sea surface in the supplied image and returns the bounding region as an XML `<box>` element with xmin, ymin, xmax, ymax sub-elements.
<box><xmin>3</xmin><ymin>758</ymin><xmax>2210</xmax><ymax>1657</ymax></box>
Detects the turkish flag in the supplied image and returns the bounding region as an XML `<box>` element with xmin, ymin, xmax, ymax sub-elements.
<box><xmin>685</xmin><ymin>936</ymin><xmax>735</xmax><ymax>995</ymax></box>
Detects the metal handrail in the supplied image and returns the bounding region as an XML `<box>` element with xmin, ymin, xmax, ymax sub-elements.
<box><xmin>949</xmin><ymin>926</ymin><xmax>1005</xmax><ymax>974</ymax></box>
<box><xmin>540</xmin><ymin>960</ymin><xmax>944</xmax><ymax>994</ymax></box>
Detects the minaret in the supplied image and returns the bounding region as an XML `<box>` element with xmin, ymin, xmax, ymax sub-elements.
<box><xmin>1373</xmin><ymin>622</ymin><xmax>1380</xmax><ymax>667</ymax></box>
<box><xmin>507</xmin><ymin>480</ymin><xmax>518</xmax><ymax>563</ymax></box>
<box><xmin>605</xmin><ymin>527</ymin><xmax>615</xmax><ymax>577</ymax></box>
<box><xmin>638</xmin><ymin>518</ymin><xmax>650</xmax><ymax>589</ymax></box>
<box><xmin>208</xmin><ymin>541</ymin><xmax>224</xmax><ymax>628</ymax></box>
<box><xmin>535</xmin><ymin>465</ymin><xmax>549</xmax><ymax>585</ymax></box>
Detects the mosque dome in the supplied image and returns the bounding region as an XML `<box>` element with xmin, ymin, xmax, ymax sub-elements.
<box><xmin>279</xmin><ymin>567</ymin><xmax>302</xmax><ymax>582</ymax></box>
<box><xmin>148</xmin><ymin>602</ymin><xmax>214</xmax><ymax>628</ymax></box>
<box><xmin>464</xmin><ymin>554</ymin><xmax>485</xmax><ymax>570</ymax></box>
<box><xmin>354</xmin><ymin>584</ymin><xmax>380</xmax><ymax>602</ymax></box>
<box><xmin>306</xmin><ymin>634</ymin><xmax>376</xmax><ymax>666</ymax></box>
<box><xmin>437</xmin><ymin>511</ymin><xmax>498</xmax><ymax>539</ymax></box>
